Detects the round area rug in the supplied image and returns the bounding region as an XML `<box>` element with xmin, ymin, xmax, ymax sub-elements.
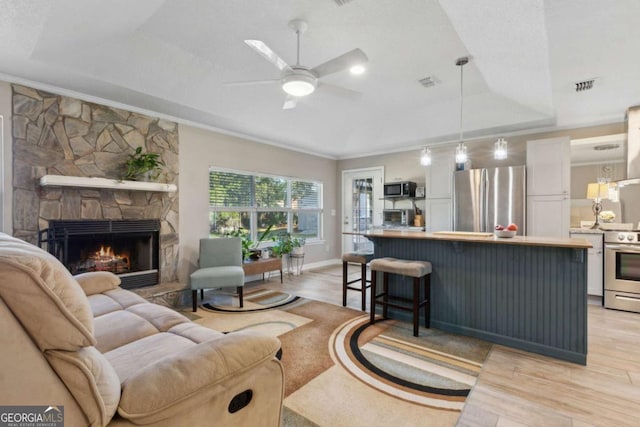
<box><xmin>329</xmin><ymin>316</ymin><xmax>491</xmax><ymax>410</ymax></box>
<box><xmin>201</xmin><ymin>288</ymin><xmax>300</xmax><ymax>312</ymax></box>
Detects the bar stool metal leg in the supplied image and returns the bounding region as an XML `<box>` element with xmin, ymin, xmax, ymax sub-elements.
<box><xmin>382</xmin><ymin>272</ymin><xmax>389</xmax><ymax>319</ymax></box>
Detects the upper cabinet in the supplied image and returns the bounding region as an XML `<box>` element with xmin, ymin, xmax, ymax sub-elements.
<box><xmin>425</xmin><ymin>152</ymin><xmax>455</xmax><ymax>199</ymax></box>
<box><xmin>526</xmin><ymin>137</ymin><xmax>571</xmax><ymax>238</ymax></box>
<box><xmin>526</xmin><ymin>136</ymin><xmax>570</xmax><ymax>196</ymax></box>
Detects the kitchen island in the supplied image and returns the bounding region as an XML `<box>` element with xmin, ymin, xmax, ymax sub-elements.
<box><xmin>348</xmin><ymin>230</ymin><xmax>592</xmax><ymax>364</ymax></box>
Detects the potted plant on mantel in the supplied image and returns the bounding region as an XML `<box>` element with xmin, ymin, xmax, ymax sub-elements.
<box><xmin>122</xmin><ymin>147</ymin><xmax>165</xmax><ymax>181</ymax></box>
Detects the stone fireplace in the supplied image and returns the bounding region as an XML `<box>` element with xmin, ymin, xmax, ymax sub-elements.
<box><xmin>12</xmin><ymin>84</ymin><xmax>179</xmax><ymax>285</ymax></box>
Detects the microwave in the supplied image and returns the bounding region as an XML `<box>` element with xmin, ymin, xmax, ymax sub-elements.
<box><xmin>383</xmin><ymin>181</ymin><xmax>417</xmax><ymax>198</ymax></box>
<box><xmin>383</xmin><ymin>209</ymin><xmax>415</xmax><ymax>227</ymax></box>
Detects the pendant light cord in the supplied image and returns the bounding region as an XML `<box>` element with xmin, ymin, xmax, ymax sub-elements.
<box><xmin>459</xmin><ymin>60</ymin><xmax>464</xmax><ymax>142</ymax></box>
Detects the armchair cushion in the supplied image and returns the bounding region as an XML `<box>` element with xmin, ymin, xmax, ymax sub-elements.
<box><xmin>190</xmin><ymin>266</ymin><xmax>244</xmax><ymax>290</ymax></box>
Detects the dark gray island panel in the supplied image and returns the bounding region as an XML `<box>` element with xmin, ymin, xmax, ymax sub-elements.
<box><xmin>367</xmin><ymin>234</ymin><xmax>588</xmax><ymax>364</ymax></box>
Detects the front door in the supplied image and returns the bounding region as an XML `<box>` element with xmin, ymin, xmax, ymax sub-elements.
<box><xmin>341</xmin><ymin>167</ymin><xmax>384</xmax><ymax>254</ymax></box>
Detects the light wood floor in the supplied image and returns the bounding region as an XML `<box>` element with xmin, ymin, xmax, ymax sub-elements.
<box><xmin>256</xmin><ymin>264</ymin><xmax>640</xmax><ymax>427</ymax></box>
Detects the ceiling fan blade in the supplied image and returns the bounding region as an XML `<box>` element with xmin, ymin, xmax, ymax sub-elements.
<box><xmin>311</xmin><ymin>48</ymin><xmax>368</xmax><ymax>78</ymax></box>
<box><xmin>244</xmin><ymin>40</ymin><xmax>290</xmax><ymax>71</ymax></box>
<box><xmin>283</xmin><ymin>95</ymin><xmax>298</xmax><ymax>110</ymax></box>
<box><xmin>318</xmin><ymin>82</ymin><xmax>362</xmax><ymax>100</ymax></box>
<box><xmin>223</xmin><ymin>79</ymin><xmax>280</xmax><ymax>87</ymax></box>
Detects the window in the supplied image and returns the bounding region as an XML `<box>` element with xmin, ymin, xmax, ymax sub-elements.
<box><xmin>209</xmin><ymin>168</ymin><xmax>322</xmax><ymax>243</ymax></box>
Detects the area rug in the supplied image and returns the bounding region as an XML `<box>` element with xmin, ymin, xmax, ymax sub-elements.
<box><xmin>195</xmin><ymin>297</ymin><xmax>491</xmax><ymax>426</ymax></box>
<box><xmin>202</xmin><ymin>288</ymin><xmax>300</xmax><ymax>312</ymax></box>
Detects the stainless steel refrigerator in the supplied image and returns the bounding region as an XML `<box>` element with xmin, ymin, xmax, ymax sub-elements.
<box><xmin>453</xmin><ymin>166</ymin><xmax>526</xmax><ymax>234</ymax></box>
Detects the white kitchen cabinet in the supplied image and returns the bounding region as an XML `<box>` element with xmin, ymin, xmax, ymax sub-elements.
<box><xmin>425</xmin><ymin>152</ymin><xmax>454</xmax><ymax>199</ymax></box>
<box><xmin>570</xmin><ymin>232</ymin><xmax>603</xmax><ymax>296</ymax></box>
<box><xmin>527</xmin><ymin>136</ymin><xmax>570</xmax><ymax>197</ymax></box>
<box><xmin>527</xmin><ymin>194</ymin><xmax>570</xmax><ymax>238</ymax></box>
<box><xmin>424</xmin><ymin>198</ymin><xmax>452</xmax><ymax>232</ymax></box>
<box><xmin>526</xmin><ymin>137</ymin><xmax>571</xmax><ymax>237</ymax></box>
<box><xmin>424</xmin><ymin>152</ymin><xmax>454</xmax><ymax>230</ymax></box>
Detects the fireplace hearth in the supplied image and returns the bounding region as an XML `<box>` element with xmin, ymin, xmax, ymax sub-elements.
<box><xmin>40</xmin><ymin>219</ymin><xmax>160</xmax><ymax>290</ymax></box>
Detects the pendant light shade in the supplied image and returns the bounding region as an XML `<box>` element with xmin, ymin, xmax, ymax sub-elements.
<box><xmin>455</xmin><ymin>143</ymin><xmax>467</xmax><ymax>163</ymax></box>
<box><xmin>494</xmin><ymin>137</ymin><xmax>508</xmax><ymax>160</ymax></box>
<box><xmin>420</xmin><ymin>147</ymin><xmax>432</xmax><ymax>166</ymax></box>
<box><xmin>455</xmin><ymin>57</ymin><xmax>469</xmax><ymax>164</ymax></box>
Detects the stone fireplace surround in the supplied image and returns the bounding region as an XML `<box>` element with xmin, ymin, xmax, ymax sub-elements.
<box><xmin>11</xmin><ymin>84</ymin><xmax>181</xmax><ymax>295</ymax></box>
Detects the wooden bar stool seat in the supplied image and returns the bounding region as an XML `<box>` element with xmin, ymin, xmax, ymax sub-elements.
<box><xmin>369</xmin><ymin>257</ymin><xmax>432</xmax><ymax>337</ymax></box>
<box><xmin>342</xmin><ymin>251</ymin><xmax>374</xmax><ymax>311</ymax></box>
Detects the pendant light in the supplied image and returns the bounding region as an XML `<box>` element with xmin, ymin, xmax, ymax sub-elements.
<box><xmin>455</xmin><ymin>57</ymin><xmax>469</xmax><ymax>164</ymax></box>
<box><xmin>420</xmin><ymin>147</ymin><xmax>432</xmax><ymax>166</ymax></box>
<box><xmin>494</xmin><ymin>137</ymin><xmax>508</xmax><ymax>160</ymax></box>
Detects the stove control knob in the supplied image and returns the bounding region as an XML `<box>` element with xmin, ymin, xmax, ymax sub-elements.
<box><xmin>618</xmin><ymin>234</ymin><xmax>626</xmax><ymax>241</ymax></box>
<box><xmin>628</xmin><ymin>235</ymin><xmax>635</xmax><ymax>242</ymax></box>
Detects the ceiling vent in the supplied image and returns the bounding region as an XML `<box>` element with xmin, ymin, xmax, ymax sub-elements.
<box><xmin>575</xmin><ymin>79</ymin><xmax>595</xmax><ymax>92</ymax></box>
<box><xmin>333</xmin><ymin>0</ymin><xmax>355</xmax><ymax>5</ymax></box>
<box><xmin>419</xmin><ymin>76</ymin><xmax>437</xmax><ymax>88</ymax></box>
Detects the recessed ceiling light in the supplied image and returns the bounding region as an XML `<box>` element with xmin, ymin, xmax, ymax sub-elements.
<box><xmin>350</xmin><ymin>64</ymin><xmax>366</xmax><ymax>75</ymax></box>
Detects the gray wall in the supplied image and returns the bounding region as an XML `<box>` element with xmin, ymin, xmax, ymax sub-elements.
<box><xmin>177</xmin><ymin>124</ymin><xmax>339</xmax><ymax>283</ymax></box>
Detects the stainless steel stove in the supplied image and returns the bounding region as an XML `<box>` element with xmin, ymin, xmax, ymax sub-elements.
<box><xmin>604</xmin><ymin>231</ymin><xmax>640</xmax><ymax>313</ymax></box>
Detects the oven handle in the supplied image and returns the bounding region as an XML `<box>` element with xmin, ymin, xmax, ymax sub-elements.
<box><xmin>605</xmin><ymin>244</ymin><xmax>640</xmax><ymax>253</ymax></box>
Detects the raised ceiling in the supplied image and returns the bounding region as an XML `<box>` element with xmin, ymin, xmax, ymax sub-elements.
<box><xmin>0</xmin><ymin>0</ymin><xmax>639</xmax><ymax>159</ymax></box>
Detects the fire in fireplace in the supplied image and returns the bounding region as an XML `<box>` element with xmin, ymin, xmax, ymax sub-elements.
<box><xmin>40</xmin><ymin>219</ymin><xmax>160</xmax><ymax>290</ymax></box>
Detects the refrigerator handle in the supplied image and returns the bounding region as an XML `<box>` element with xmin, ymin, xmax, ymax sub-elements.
<box><xmin>480</xmin><ymin>169</ymin><xmax>487</xmax><ymax>232</ymax></box>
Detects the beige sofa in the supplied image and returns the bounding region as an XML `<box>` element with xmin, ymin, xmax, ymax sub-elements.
<box><xmin>0</xmin><ymin>233</ymin><xmax>284</xmax><ymax>426</ymax></box>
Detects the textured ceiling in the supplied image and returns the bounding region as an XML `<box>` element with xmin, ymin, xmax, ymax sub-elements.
<box><xmin>0</xmin><ymin>0</ymin><xmax>638</xmax><ymax>158</ymax></box>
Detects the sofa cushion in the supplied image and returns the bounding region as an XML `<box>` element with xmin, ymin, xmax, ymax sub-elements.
<box><xmin>117</xmin><ymin>331</ymin><xmax>281</xmax><ymax>424</ymax></box>
<box><xmin>0</xmin><ymin>233</ymin><xmax>95</xmax><ymax>351</ymax></box>
<box><xmin>46</xmin><ymin>347</ymin><xmax>121</xmax><ymax>427</ymax></box>
<box><xmin>74</xmin><ymin>271</ymin><xmax>121</xmax><ymax>296</ymax></box>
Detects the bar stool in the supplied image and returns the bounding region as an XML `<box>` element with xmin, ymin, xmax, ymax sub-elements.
<box><xmin>342</xmin><ymin>251</ymin><xmax>374</xmax><ymax>311</ymax></box>
<box><xmin>369</xmin><ymin>257</ymin><xmax>432</xmax><ymax>337</ymax></box>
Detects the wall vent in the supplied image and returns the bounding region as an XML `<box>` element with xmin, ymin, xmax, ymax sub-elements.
<box><xmin>419</xmin><ymin>76</ymin><xmax>437</xmax><ymax>88</ymax></box>
<box><xmin>575</xmin><ymin>79</ymin><xmax>595</xmax><ymax>92</ymax></box>
<box><xmin>333</xmin><ymin>0</ymin><xmax>355</xmax><ymax>5</ymax></box>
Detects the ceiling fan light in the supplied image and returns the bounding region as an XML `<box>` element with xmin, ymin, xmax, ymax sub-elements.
<box><xmin>420</xmin><ymin>147</ymin><xmax>432</xmax><ymax>166</ymax></box>
<box><xmin>350</xmin><ymin>64</ymin><xmax>366</xmax><ymax>75</ymax></box>
<box><xmin>281</xmin><ymin>70</ymin><xmax>317</xmax><ymax>97</ymax></box>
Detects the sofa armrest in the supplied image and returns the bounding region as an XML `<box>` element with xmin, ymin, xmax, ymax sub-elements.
<box><xmin>74</xmin><ymin>271</ymin><xmax>121</xmax><ymax>296</ymax></box>
<box><xmin>117</xmin><ymin>331</ymin><xmax>281</xmax><ymax>424</ymax></box>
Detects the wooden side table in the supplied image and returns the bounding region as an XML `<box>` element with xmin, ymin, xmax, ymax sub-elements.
<box><xmin>243</xmin><ymin>257</ymin><xmax>283</xmax><ymax>283</ymax></box>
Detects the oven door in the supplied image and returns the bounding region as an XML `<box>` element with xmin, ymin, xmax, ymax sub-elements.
<box><xmin>604</xmin><ymin>244</ymin><xmax>640</xmax><ymax>312</ymax></box>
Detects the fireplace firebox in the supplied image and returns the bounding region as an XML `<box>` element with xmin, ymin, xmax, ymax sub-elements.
<box><xmin>40</xmin><ymin>219</ymin><xmax>160</xmax><ymax>290</ymax></box>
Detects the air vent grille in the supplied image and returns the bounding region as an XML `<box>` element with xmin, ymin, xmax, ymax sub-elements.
<box><xmin>575</xmin><ymin>79</ymin><xmax>595</xmax><ymax>92</ymax></box>
<box><xmin>333</xmin><ymin>0</ymin><xmax>355</xmax><ymax>5</ymax></box>
<box><xmin>419</xmin><ymin>76</ymin><xmax>437</xmax><ymax>88</ymax></box>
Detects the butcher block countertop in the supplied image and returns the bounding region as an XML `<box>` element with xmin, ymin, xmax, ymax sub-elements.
<box><xmin>345</xmin><ymin>229</ymin><xmax>592</xmax><ymax>249</ymax></box>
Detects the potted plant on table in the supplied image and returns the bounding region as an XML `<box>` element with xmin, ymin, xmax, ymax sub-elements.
<box><xmin>226</xmin><ymin>225</ymin><xmax>275</xmax><ymax>261</ymax></box>
<box><xmin>272</xmin><ymin>233</ymin><xmax>305</xmax><ymax>274</ymax></box>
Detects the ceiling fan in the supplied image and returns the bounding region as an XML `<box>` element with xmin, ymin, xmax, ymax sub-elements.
<box><xmin>226</xmin><ymin>19</ymin><xmax>368</xmax><ymax>110</ymax></box>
